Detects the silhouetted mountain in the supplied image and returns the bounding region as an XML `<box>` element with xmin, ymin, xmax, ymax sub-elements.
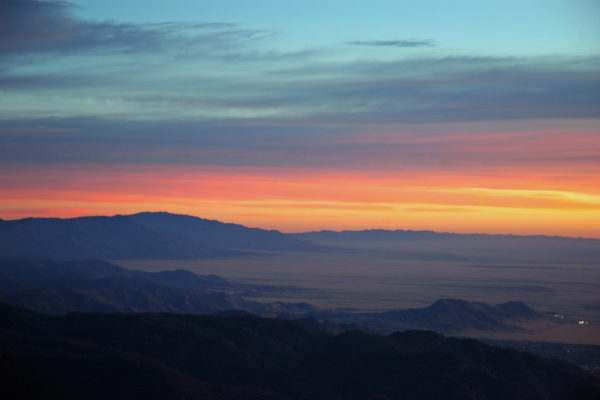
<box><xmin>129</xmin><ymin>211</ymin><xmax>316</xmax><ymax>251</ymax></box>
<box><xmin>0</xmin><ymin>215</ymin><xmax>235</xmax><ymax>259</ymax></box>
<box><xmin>1</xmin><ymin>301</ymin><xmax>598</xmax><ymax>399</ymax></box>
<box><xmin>294</xmin><ymin>228</ymin><xmax>598</xmax><ymax>242</ymax></box>
<box><xmin>295</xmin><ymin>229</ymin><xmax>449</xmax><ymax>241</ymax></box>
<box><xmin>0</xmin><ymin>212</ymin><xmax>317</xmax><ymax>260</ymax></box>
<box><xmin>318</xmin><ymin>299</ymin><xmax>542</xmax><ymax>334</ymax></box>
<box><xmin>293</xmin><ymin>229</ymin><xmax>600</xmax><ymax>262</ymax></box>
<box><xmin>0</xmin><ymin>259</ymin><xmax>317</xmax><ymax>317</ymax></box>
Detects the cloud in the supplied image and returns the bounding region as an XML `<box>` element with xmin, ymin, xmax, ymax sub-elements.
<box><xmin>0</xmin><ymin>0</ymin><xmax>269</xmax><ymax>56</ymax></box>
<box><xmin>1</xmin><ymin>115</ymin><xmax>598</xmax><ymax>173</ymax></box>
<box><xmin>348</xmin><ymin>39</ymin><xmax>435</xmax><ymax>48</ymax></box>
<box><xmin>0</xmin><ymin>3</ymin><xmax>598</xmax><ymax>125</ymax></box>
<box><xmin>1</xmin><ymin>49</ymin><xmax>598</xmax><ymax>123</ymax></box>
<box><xmin>264</xmin><ymin>55</ymin><xmax>600</xmax><ymax>123</ymax></box>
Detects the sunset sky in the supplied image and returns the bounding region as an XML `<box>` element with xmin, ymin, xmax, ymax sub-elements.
<box><xmin>1</xmin><ymin>0</ymin><xmax>599</xmax><ymax>237</ymax></box>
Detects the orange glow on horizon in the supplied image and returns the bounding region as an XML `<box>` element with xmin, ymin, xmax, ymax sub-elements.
<box><xmin>1</xmin><ymin>162</ymin><xmax>599</xmax><ymax>238</ymax></box>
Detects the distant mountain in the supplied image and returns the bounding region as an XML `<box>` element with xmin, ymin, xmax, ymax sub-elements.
<box><xmin>0</xmin><ymin>259</ymin><xmax>317</xmax><ymax>317</ymax></box>
<box><xmin>129</xmin><ymin>211</ymin><xmax>317</xmax><ymax>251</ymax></box>
<box><xmin>0</xmin><ymin>215</ymin><xmax>234</xmax><ymax>260</ymax></box>
<box><xmin>386</xmin><ymin>298</ymin><xmax>542</xmax><ymax>331</ymax></box>
<box><xmin>0</xmin><ymin>260</ymin><xmax>544</xmax><ymax>334</ymax></box>
<box><xmin>294</xmin><ymin>228</ymin><xmax>597</xmax><ymax>242</ymax></box>
<box><xmin>4</xmin><ymin>212</ymin><xmax>598</xmax><ymax>261</ymax></box>
<box><xmin>295</xmin><ymin>229</ymin><xmax>450</xmax><ymax>241</ymax></box>
<box><xmin>0</xmin><ymin>212</ymin><xmax>316</xmax><ymax>260</ymax></box>
<box><xmin>1</xmin><ymin>301</ymin><xmax>598</xmax><ymax>399</ymax></box>
<box><xmin>0</xmin><ymin>259</ymin><xmax>232</xmax><ymax>294</ymax></box>
<box><xmin>293</xmin><ymin>229</ymin><xmax>600</xmax><ymax>263</ymax></box>
<box><xmin>319</xmin><ymin>298</ymin><xmax>542</xmax><ymax>334</ymax></box>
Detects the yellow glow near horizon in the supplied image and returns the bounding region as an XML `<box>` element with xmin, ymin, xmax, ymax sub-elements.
<box><xmin>1</xmin><ymin>163</ymin><xmax>599</xmax><ymax>238</ymax></box>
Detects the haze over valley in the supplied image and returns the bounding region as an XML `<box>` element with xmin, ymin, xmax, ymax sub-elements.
<box><xmin>2</xmin><ymin>212</ymin><xmax>599</xmax><ymax>349</ymax></box>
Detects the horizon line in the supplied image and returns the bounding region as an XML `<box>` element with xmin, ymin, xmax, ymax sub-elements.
<box><xmin>1</xmin><ymin>210</ymin><xmax>597</xmax><ymax>241</ymax></box>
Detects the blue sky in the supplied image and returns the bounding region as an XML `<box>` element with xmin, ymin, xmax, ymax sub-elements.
<box><xmin>73</xmin><ymin>0</ymin><xmax>599</xmax><ymax>57</ymax></box>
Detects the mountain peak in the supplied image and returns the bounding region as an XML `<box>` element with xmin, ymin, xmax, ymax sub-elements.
<box><xmin>0</xmin><ymin>212</ymin><xmax>317</xmax><ymax>260</ymax></box>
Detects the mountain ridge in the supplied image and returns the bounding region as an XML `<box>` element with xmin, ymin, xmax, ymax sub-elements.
<box><xmin>3</xmin><ymin>212</ymin><xmax>598</xmax><ymax>241</ymax></box>
<box><xmin>0</xmin><ymin>259</ymin><xmax>542</xmax><ymax>335</ymax></box>
<box><xmin>1</xmin><ymin>301</ymin><xmax>598</xmax><ymax>400</ymax></box>
<box><xmin>0</xmin><ymin>212</ymin><xmax>316</xmax><ymax>260</ymax></box>
<box><xmin>128</xmin><ymin>211</ymin><xmax>317</xmax><ymax>251</ymax></box>
<box><xmin>0</xmin><ymin>259</ymin><xmax>317</xmax><ymax>317</ymax></box>
<box><xmin>316</xmin><ymin>298</ymin><xmax>541</xmax><ymax>334</ymax></box>
<box><xmin>293</xmin><ymin>228</ymin><xmax>600</xmax><ymax>242</ymax></box>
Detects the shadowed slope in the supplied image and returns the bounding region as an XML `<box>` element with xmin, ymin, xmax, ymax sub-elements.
<box><xmin>0</xmin><ymin>302</ymin><xmax>598</xmax><ymax>400</ymax></box>
<box><xmin>0</xmin><ymin>216</ymin><xmax>234</xmax><ymax>259</ymax></box>
<box><xmin>0</xmin><ymin>259</ymin><xmax>317</xmax><ymax>317</ymax></box>
<box><xmin>129</xmin><ymin>211</ymin><xmax>316</xmax><ymax>251</ymax></box>
<box><xmin>0</xmin><ymin>212</ymin><xmax>318</xmax><ymax>260</ymax></box>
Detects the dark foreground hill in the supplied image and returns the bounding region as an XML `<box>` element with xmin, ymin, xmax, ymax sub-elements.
<box><xmin>0</xmin><ymin>212</ymin><xmax>315</xmax><ymax>260</ymax></box>
<box><xmin>0</xmin><ymin>301</ymin><xmax>598</xmax><ymax>400</ymax></box>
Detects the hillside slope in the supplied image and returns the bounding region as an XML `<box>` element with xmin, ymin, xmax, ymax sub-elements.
<box><xmin>0</xmin><ymin>212</ymin><xmax>317</xmax><ymax>260</ymax></box>
<box><xmin>1</xmin><ymin>302</ymin><xmax>598</xmax><ymax>400</ymax></box>
<box><xmin>129</xmin><ymin>211</ymin><xmax>316</xmax><ymax>251</ymax></box>
<box><xmin>0</xmin><ymin>215</ymin><xmax>233</xmax><ymax>259</ymax></box>
<box><xmin>0</xmin><ymin>259</ymin><xmax>316</xmax><ymax>317</ymax></box>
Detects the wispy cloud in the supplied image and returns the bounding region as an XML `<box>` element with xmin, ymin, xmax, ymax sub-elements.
<box><xmin>1</xmin><ymin>2</ymin><xmax>599</xmax><ymax>127</ymax></box>
<box><xmin>0</xmin><ymin>0</ymin><xmax>269</xmax><ymax>56</ymax></box>
<box><xmin>348</xmin><ymin>39</ymin><xmax>435</xmax><ymax>48</ymax></box>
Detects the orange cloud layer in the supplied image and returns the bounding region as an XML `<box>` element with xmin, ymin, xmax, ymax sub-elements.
<box><xmin>1</xmin><ymin>162</ymin><xmax>599</xmax><ymax>238</ymax></box>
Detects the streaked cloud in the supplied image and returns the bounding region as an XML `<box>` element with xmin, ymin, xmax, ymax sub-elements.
<box><xmin>0</xmin><ymin>0</ymin><xmax>269</xmax><ymax>56</ymax></box>
<box><xmin>1</xmin><ymin>55</ymin><xmax>598</xmax><ymax>122</ymax></box>
<box><xmin>348</xmin><ymin>39</ymin><xmax>435</xmax><ymax>48</ymax></box>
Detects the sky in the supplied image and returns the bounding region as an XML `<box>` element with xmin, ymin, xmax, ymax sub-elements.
<box><xmin>1</xmin><ymin>0</ymin><xmax>599</xmax><ymax>237</ymax></box>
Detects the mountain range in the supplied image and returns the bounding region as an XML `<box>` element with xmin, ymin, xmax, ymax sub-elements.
<box><xmin>0</xmin><ymin>212</ymin><xmax>315</xmax><ymax>259</ymax></box>
<box><xmin>293</xmin><ymin>228</ymin><xmax>599</xmax><ymax>242</ymax></box>
<box><xmin>0</xmin><ymin>259</ymin><xmax>541</xmax><ymax>334</ymax></box>
<box><xmin>0</xmin><ymin>259</ymin><xmax>317</xmax><ymax>318</ymax></box>
<box><xmin>1</xmin><ymin>301</ymin><xmax>598</xmax><ymax>400</ymax></box>
<box><xmin>3</xmin><ymin>211</ymin><xmax>600</xmax><ymax>261</ymax></box>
